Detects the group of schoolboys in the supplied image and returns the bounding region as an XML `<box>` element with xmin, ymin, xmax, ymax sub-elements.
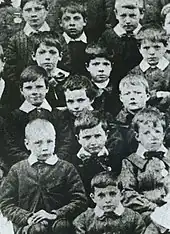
<box><xmin>1</xmin><ymin>0</ymin><xmax>170</xmax><ymax>233</ymax></box>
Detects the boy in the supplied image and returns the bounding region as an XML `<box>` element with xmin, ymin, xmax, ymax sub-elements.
<box><xmin>0</xmin><ymin>118</ymin><xmax>87</xmax><ymax>234</ymax></box>
<box><xmin>0</xmin><ymin>45</ymin><xmax>5</xmax><ymax>106</ymax></box>
<box><xmin>4</xmin><ymin>0</ymin><xmax>50</xmax><ymax>110</ymax></box>
<box><xmin>73</xmin><ymin>110</ymin><xmax>123</xmax><ymax>204</ymax></box>
<box><xmin>100</xmin><ymin>0</ymin><xmax>142</xmax><ymax>83</ymax></box>
<box><xmin>85</xmin><ymin>42</ymin><xmax>118</xmax><ymax>116</ymax></box>
<box><xmin>58</xmin><ymin>2</ymin><xmax>88</xmax><ymax>75</ymax></box>
<box><xmin>6</xmin><ymin>65</ymin><xmax>72</xmax><ymax>168</ymax></box>
<box><xmin>115</xmin><ymin>73</ymin><xmax>150</xmax><ymax>157</ymax></box>
<box><xmin>73</xmin><ymin>172</ymin><xmax>146</xmax><ymax>234</ymax></box>
<box><xmin>161</xmin><ymin>3</ymin><xmax>170</xmax><ymax>36</ymax></box>
<box><xmin>120</xmin><ymin>108</ymin><xmax>170</xmax><ymax>233</ymax></box>
<box><xmin>132</xmin><ymin>23</ymin><xmax>170</xmax><ymax>112</ymax></box>
<box><xmin>32</xmin><ymin>32</ymin><xmax>69</xmax><ymax>108</ymax></box>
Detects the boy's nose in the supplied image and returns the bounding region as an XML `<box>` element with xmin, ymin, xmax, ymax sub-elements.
<box><xmin>125</xmin><ymin>16</ymin><xmax>131</xmax><ymax>24</ymax></box>
<box><xmin>148</xmin><ymin>47</ymin><xmax>155</xmax><ymax>55</ymax></box>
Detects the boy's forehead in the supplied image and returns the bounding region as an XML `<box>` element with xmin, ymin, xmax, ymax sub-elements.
<box><xmin>62</xmin><ymin>10</ymin><xmax>83</xmax><ymax>18</ymax></box>
<box><xmin>23</xmin><ymin>77</ymin><xmax>46</xmax><ymax>87</ymax></box>
<box><xmin>94</xmin><ymin>185</ymin><xmax>118</xmax><ymax>194</ymax></box>
<box><xmin>90</xmin><ymin>57</ymin><xmax>111</xmax><ymax>64</ymax></box>
<box><xmin>121</xmin><ymin>83</ymin><xmax>146</xmax><ymax>93</ymax></box>
<box><xmin>26</xmin><ymin>125</ymin><xmax>55</xmax><ymax>140</ymax></box>
<box><xmin>139</xmin><ymin>121</ymin><xmax>163</xmax><ymax>131</ymax></box>
<box><xmin>65</xmin><ymin>88</ymin><xmax>88</xmax><ymax>99</ymax></box>
<box><xmin>141</xmin><ymin>39</ymin><xmax>164</xmax><ymax>47</ymax></box>
<box><xmin>36</xmin><ymin>42</ymin><xmax>59</xmax><ymax>52</ymax></box>
<box><xmin>115</xmin><ymin>0</ymin><xmax>139</xmax><ymax>10</ymax></box>
<box><xmin>23</xmin><ymin>0</ymin><xmax>45</xmax><ymax>9</ymax></box>
<box><xmin>79</xmin><ymin>123</ymin><xmax>105</xmax><ymax>136</ymax></box>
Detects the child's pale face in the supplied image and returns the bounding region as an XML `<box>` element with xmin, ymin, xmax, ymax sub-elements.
<box><xmin>60</xmin><ymin>11</ymin><xmax>86</xmax><ymax>39</ymax></box>
<box><xmin>86</xmin><ymin>57</ymin><xmax>112</xmax><ymax>84</ymax></box>
<box><xmin>25</xmin><ymin>127</ymin><xmax>56</xmax><ymax>161</ymax></box>
<box><xmin>0</xmin><ymin>58</ymin><xmax>4</xmax><ymax>75</ymax></box>
<box><xmin>33</xmin><ymin>43</ymin><xmax>61</xmax><ymax>73</ymax></box>
<box><xmin>120</xmin><ymin>84</ymin><xmax>149</xmax><ymax>112</ymax></box>
<box><xmin>115</xmin><ymin>7</ymin><xmax>140</xmax><ymax>33</ymax></box>
<box><xmin>78</xmin><ymin>123</ymin><xmax>107</xmax><ymax>154</ymax></box>
<box><xmin>65</xmin><ymin>88</ymin><xmax>92</xmax><ymax>117</ymax></box>
<box><xmin>91</xmin><ymin>186</ymin><xmax>121</xmax><ymax>213</ymax></box>
<box><xmin>20</xmin><ymin>77</ymin><xmax>48</xmax><ymax>106</ymax></box>
<box><xmin>22</xmin><ymin>1</ymin><xmax>48</xmax><ymax>29</ymax></box>
<box><xmin>164</xmin><ymin>13</ymin><xmax>170</xmax><ymax>35</ymax></box>
<box><xmin>136</xmin><ymin>122</ymin><xmax>165</xmax><ymax>151</ymax></box>
<box><xmin>140</xmin><ymin>40</ymin><xmax>166</xmax><ymax>66</ymax></box>
<box><xmin>165</xmin><ymin>40</ymin><xmax>170</xmax><ymax>61</ymax></box>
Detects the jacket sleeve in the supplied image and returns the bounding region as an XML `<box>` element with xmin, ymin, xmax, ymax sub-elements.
<box><xmin>133</xmin><ymin>211</ymin><xmax>146</xmax><ymax>234</ymax></box>
<box><xmin>0</xmin><ymin>165</ymin><xmax>32</xmax><ymax>226</ymax></box>
<box><xmin>73</xmin><ymin>212</ymin><xmax>86</xmax><ymax>234</ymax></box>
<box><xmin>51</xmin><ymin>164</ymin><xmax>87</xmax><ymax>221</ymax></box>
<box><xmin>120</xmin><ymin>159</ymin><xmax>157</xmax><ymax>214</ymax></box>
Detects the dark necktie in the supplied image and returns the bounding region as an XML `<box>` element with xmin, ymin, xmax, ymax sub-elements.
<box><xmin>98</xmin><ymin>211</ymin><xmax>119</xmax><ymax>221</ymax></box>
<box><xmin>144</xmin><ymin>151</ymin><xmax>165</xmax><ymax>160</ymax></box>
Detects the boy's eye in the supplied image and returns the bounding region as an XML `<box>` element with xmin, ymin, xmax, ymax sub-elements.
<box><xmin>155</xmin><ymin>129</ymin><xmax>161</xmax><ymax>134</ymax></box>
<box><xmin>144</xmin><ymin>130</ymin><xmax>150</xmax><ymax>135</ymax></box>
<box><xmin>92</xmin><ymin>62</ymin><xmax>100</xmax><ymax>66</ymax></box>
<box><xmin>103</xmin><ymin>62</ymin><xmax>110</xmax><ymax>66</ymax></box>
<box><xmin>83</xmin><ymin>135</ymin><xmax>91</xmax><ymax>140</ymax></box>
<box><xmin>143</xmin><ymin>46</ymin><xmax>150</xmax><ymax>50</ymax></box>
<box><xmin>34</xmin><ymin>141</ymin><xmax>42</xmax><ymax>145</ymax></box>
<box><xmin>63</xmin><ymin>16</ymin><xmax>71</xmax><ymax>22</ymax></box>
<box><xmin>36</xmin><ymin>85</ymin><xmax>44</xmax><ymax>89</ymax></box>
<box><xmin>73</xmin><ymin>16</ymin><xmax>81</xmax><ymax>21</ymax></box>
<box><xmin>98</xmin><ymin>193</ymin><xmax>105</xmax><ymax>198</ymax></box>
<box><xmin>34</xmin><ymin>7</ymin><xmax>43</xmax><ymax>11</ymax></box>
<box><xmin>166</xmin><ymin>50</ymin><xmax>170</xmax><ymax>54</ymax></box>
<box><xmin>129</xmin><ymin>14</ymin><xmax>136</xmax><ymax>18</ymax></box>
<box><xmin>24</xmin><ymin>7</ymin><xmax>32</xmax><ymax>12</ymax></box>
<box><xmin>67</xmin><ymin>99</ymin><xmax>74</xmax><ymax>104</ymax></box>
<box><xmin>38</xmin><ymin>50</ymin><xmax>46</xmax><ymax>54</ymax></box>
<box><xmin>94</xmin><ymin>134</ymin><xmax>101</xmax><ymax>138</ymax></box>
<box><xmin>24</xmin><ymin>86</ymin><xmax>32</xmax><ymax>90</ymax></box>
<box><xmin>154</xmin><ymin>45</ymin><xmax>161</xmax><ymax>50</ymax></box>
<box><xmin>49</xmin><ymin>50</ymin><xmax>57</xmax><ymax>55</ymax></box>
<box><xmin>120</xmin><ymin>13</ymin><xmax>127</xmax><ymax>18</ymax></box>
<box><xmin>135</xmin><ymin>91</ymin><xmax>142</xmax><ymax>94</ymax></box>
<box><xmin>47</xmin><ymin>139</ymin><xmax>53</xmax><ymax>143</ymax></box>
<box><xmin>77</xmin><ymin>98</ymin><xmax>85</xmax><ymax>103</ymax></box>
<box><xmin>109</xmin><ymin>191</ymin><xmax>116</xmax><ymax>196</ymax></box>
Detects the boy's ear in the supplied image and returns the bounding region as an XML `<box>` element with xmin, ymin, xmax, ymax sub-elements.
<box><xmin>134</xmin><ymin>131</ymin><xmax>139</xmax><ymax>141</ymax></box>
<box><xmin>20</xmin><ymin>87</ymin><xmax>24</xmax><ymax>96</ymax></box>
<box><xmin>31</xmin><ymin>52</ymin><xmax>36</xmax><ymax>61</ymax></box>
<box><xmin>119</xmin><ymin>94</ymin><xmax>123</xmax><ymax>104</ymax></box>
<box><xmin>90</xmin><ymin>193</ymin><xmax>95</xmax><ymax>202</ymax></box>
<box><xmin>24</xmin><ymin>138</ymin><xmax>29</xmax><ymax>150</ymax></box>
<box><xmin>146</xmin><ymin>93</ymin><xmax>150</xmax><ymax>101</ymax></box>
<box><xmin>83</xmin><ymin>17</ymin><xmax>87</xmax><ymax>27</ymax></box>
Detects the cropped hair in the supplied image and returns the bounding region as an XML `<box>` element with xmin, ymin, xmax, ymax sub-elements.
<box><xmin>33</xmin><ymin>32</ymin><xmax>62</xmax><ymax>55</ymax></box>
<box><xmin>136</xmin><ymin>23</ymin><xmax>168</xmax><ymax>47</ymax></box>
<box><xmin>20</xmin><ymin>65</ymin><xmax>49</xmax><ymax>88</ymax></box>
<box><xmin>63</xmin><ymin>74</ymin><xmax>97</xmax><ymax>101</ymax></box>
<box><xmin>85</xmin><ymin>42</ymin><xmax>114</xmax><ymax>65</ymax></box>
<box><xmin>25</xmin><ymin>118</ymin><xmax>56</xmax><ymax>139</ymax></box>
<box><xmin>119</xmin><ymin>72</ymin><xmax>150</xmax><ymax>94</ymax></box>
<box><xmin>131</xmin><ymin>107</ymin><xmax>167</xmax><ymax>133</ymax></box>
<box><xmin>58</xmin><ymin>1</ymin><xmax>87</xmax><ymax>20</ymax></box>
<box><xmin>20</xmin><ymin>0</ymin><xmax>48</xmax><ymax>10</ymax></box>
<box><xmin>161</xmin><ymin>3</ymin><xmax>170</xmax><ymax>21</ymax></box>
<box><xmin>0</xmin><ymin>45</ymin><xmax>4</xmax><ymax>62</ymax></box>
<box><xmin>115</xmin><ymin>0</ymin><xmax>140</xmax><ymax>11</ymax></box>
<box><xmin>91</xmin><ymin>171</ymin><xmax>122</xmax><ymax>193</ymax></box>
<box><xmin>74</xmin><ymin>110</ymin><xmax>108</xmax><ymax>136</ymax></box>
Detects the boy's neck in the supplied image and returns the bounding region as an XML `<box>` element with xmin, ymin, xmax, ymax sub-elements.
<box><xmin>63</xmin><ymin>31</ymin><xmax>87</xmax><ymax>43</ymax></box>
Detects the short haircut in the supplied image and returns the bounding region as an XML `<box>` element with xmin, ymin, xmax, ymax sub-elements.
<box><xmin>25</xmin><ymin>118</ymin><xmax>56</xmax><ymax>139</ymax></box>
<box><xmin>119</xmin><ymin>72</ymin><xmax>150</xmax><ymax>94</ymax></box>
<box><xmin>58</xmin><ymin>1</ymin><xmax>86</xmax><ymax>20</ymax></box>
<box><xmin>115</xmin><ymin>0</ymin><xmax>140</xmax><ymax>11</ymax></box>
<box><xmin>85</xmin><ymin>42</ymin><xmax>114</xmax><ymax>65</ymax></box>
<box><xmin>20</xmin><ymin>65</ymin><xmax>49</xmax><ymax>89</ymax></box>
<box><xmin>63</xmin><ymin>74</ymin><xmax>97</xmax><ymax>101</ymax></box>
<box><xmin>131</xmin><ymin>107</ymin><xmax>167</xmax><ymax>133</ymax></box>
<box><xmin>0</xmin><ymin>45</ymin><xmax>4</xmax><ymax>62</ymax></box>
<box><xmin>20</xmin><ymin>0</ymin><xmax>48</xmax><ymax>9</ymax></box>
<box><xmin>91</xmin><ymin>171</ymin><xmax>122</xmax><ymax>193</ymax></box>
<box><xmin>136</xmin><ymin>23</ymin><xmax>168</xmax><ymax>47</ymax></box>
<box><xmin>33</xmin><ymin>32</ymin><xmax>62</xmax><ymax>55</ymax></box>
<box><xmin>74</xmin><ymin>110</ymin><xmax>108</xmax><ymax>136</ymax></box>
<box><xmin>161</xmin><ymin>3</ymin><xmax>170</xmax><ymax>21</ymax></box>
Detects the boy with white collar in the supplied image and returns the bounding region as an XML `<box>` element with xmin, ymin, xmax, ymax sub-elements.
<box><xmin>120</xmin><ymin>108</ymin><xmax>170</xmax><ymax>233</ymax></box>
<box><xmin>100</xmin><ymin>0</ymin><xmax>142</xmax><ymax>82</ymax></box>
<box><xmin>4</xmin><ymin>0</ymin><xmax>51</xmax><ymax>110</ymax></box>
<box><xmin>6</xmin><ymin>65</ymin><xmax>72</xmax><ymax>168</ymax></box>
<box><xmin>132</xmin><ymin>23</ymin><xmax>170</xmax><ymax>112</ymax></box>
<box><xmin>73</xmin><ymin>172</ymin><xmax>146</xmax><ymax>234</ymax></box>
<box><xmin>0</xmin><ymin>118</ymin><xmax>87</xmax><ymax>234</ymax></box>
<box><xmin>58</xmin><ymin>2</ymin><xmax>88</xmax><ymax>75</ymax></box>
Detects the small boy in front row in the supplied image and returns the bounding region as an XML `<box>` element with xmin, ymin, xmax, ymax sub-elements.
<box><xmin>0</xmin><ymin>118</ymin><xmax>87</xmax><ymax>234</ymax></box>
<box><xmin>73</xmin><ymin>172</ymin><xmax>146</xmax><ymax>234</ymax></box>
<box><xmin>120</xmin><ymin>108</ymin><xmax>170</xmax><ymax>234</ymax></box>
<box><xmin>73</xmin><ymin>110</ymin><xmax>123</xmax><ymax>205</ymax></box>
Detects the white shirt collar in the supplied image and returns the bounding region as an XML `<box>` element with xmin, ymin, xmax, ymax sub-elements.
<box><xmin>28</xmin><ymin>153</ymin><xmax>59</xmax><ymax>166</ymax></box>
<box><xmin>63</xmin><ymin>32</ymin><xmax>87</xmax><ymax>44</ymax></box>
<box><xmin>114</xmin><ymin>23</ymin><xmax>142</xmax><ymax>37</ymax></box>
<box><xmin>136</xmin><ymin>143</ymin><xmax>168</xmax><ymax>159</ymax></box>
<box><xmin>77</xmin><ymin>146</ymin><xmax>109</xmax><ymax>159</ymax></box>
<box><xmin>94</xmin><ymin>79</ymin><xmax>110</xmax><ymax>89</ymax></box>
<box><xmin>19</xmin><ymin>99</ymin><xmax>52</xmax><ymax>113</ymax></box>
<box><xmin>140</xmin><ymin>57</ymin><xmax>169</xmax><ymax>72</ymax></box>
<box><xmin>24</xmin><ymin>21</ymin><xmax>50</xmax><ymax>37</ymax></box>
<box><xmin>94</xmin><ymin>203</ymin><xmax>125</xmax><ymax>217</ymax></box>
<box><xmin>51</xmin><ymin>67</ymin><xmax>70</xmax><ymax>78</ymax></box>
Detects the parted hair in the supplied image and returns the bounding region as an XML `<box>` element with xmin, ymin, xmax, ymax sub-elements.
<box><xmin>131</xmin><ymin>107</ymin><xmax>167</xmax><ymax>133</ymax></box>
<box><xmin>20</xmin><ymin>65</ymin><xmax>49</xmax><ymax>88</ymax></box>
<box><xmin>91</xmin><ymin>171</ymin><xmax>122</xmax><ymax>193</ymax></box>
<box><xmin>20</xmin><ymin>0</ymin><xmax>48</xmax><ymax>10</ymax></box>
<box><xmin>74</xmin><ymin>109</ymin><xmax>108</xmax><ymax>136</ymax></box>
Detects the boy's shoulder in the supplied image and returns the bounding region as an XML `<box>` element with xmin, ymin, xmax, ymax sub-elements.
<box><xmin>115</xmin><ymin>108</ymin><xmax>134</xmax><ymax>126</ymax></box>
<box><xmin>9</xmin><ymin>29</ymin><xmax>27</xmax><ymax>42</ymax></box>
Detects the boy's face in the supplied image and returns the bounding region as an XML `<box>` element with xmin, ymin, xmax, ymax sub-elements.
<box><xmin>91</xmin><ymin>185</ymin><xmax>121</xmax><ymax>213</ymax></box>
<box><xmin>78</xmin><ymin>123</ymin><xmax>107</xmax><ymax>154</ymax></box>
<box><xmin>165</xmin><ymin>40</ymin><xmax>170</xmax><ymax>61</ymax></box>
<box><xmin>60</xmin><ymin>11</ymin><xmax>86</xmax><ymax>39</ymax></box>
<box><xmin>22</xmin><ymin>1</ymin><xmax>48</xmax><ymax>29</ymax></box>
<box><xmin>20</xmin><ymin>77</ymin><xmax>48</xmax><ymax>106</ymax></box>
<box><xmin>25</xmin><ymin>126</ymin><xmax>56</xmax><ymax>161</ymax></box>
<box><xmin>164</xmin><ymin>13</ymin><xmax>170</xmax><ymax>35</ymax></box>
<box><xmin>136</xmin><ymin>122</ymin><xmax>165</xmax><ymax>151</ymax></box>
<box><xmin>120</xmin><ymin>84</ymin><xmax>150</xmax><ymax>112</ymax></box>
<box><xmin>115</xmin><ymin>6</ymin><xmax>140</xmax><ymax>33</ymax></box>
<box><xmin>33</xmin><ymin>43</ymin><xmax>61</xmax><ymax>73</ymax></box>
<box><xmin>0</xmin><ymin>58</ymin><xmax>4</xmax><ymax>75</ymax></box>
<box><xmin>86</xmin><ymin>57</ymin><xmax>112</xmax><ymax>83</ymax></box>
<box><xmin>65</xmin><ymin>88</ymin><xmax>92</xmax><ymax>117</ymax></box>
<box><xmin>140</xmin><ymin>40</ymin><xmax>166</xmax><ymax>66</ymax></box>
